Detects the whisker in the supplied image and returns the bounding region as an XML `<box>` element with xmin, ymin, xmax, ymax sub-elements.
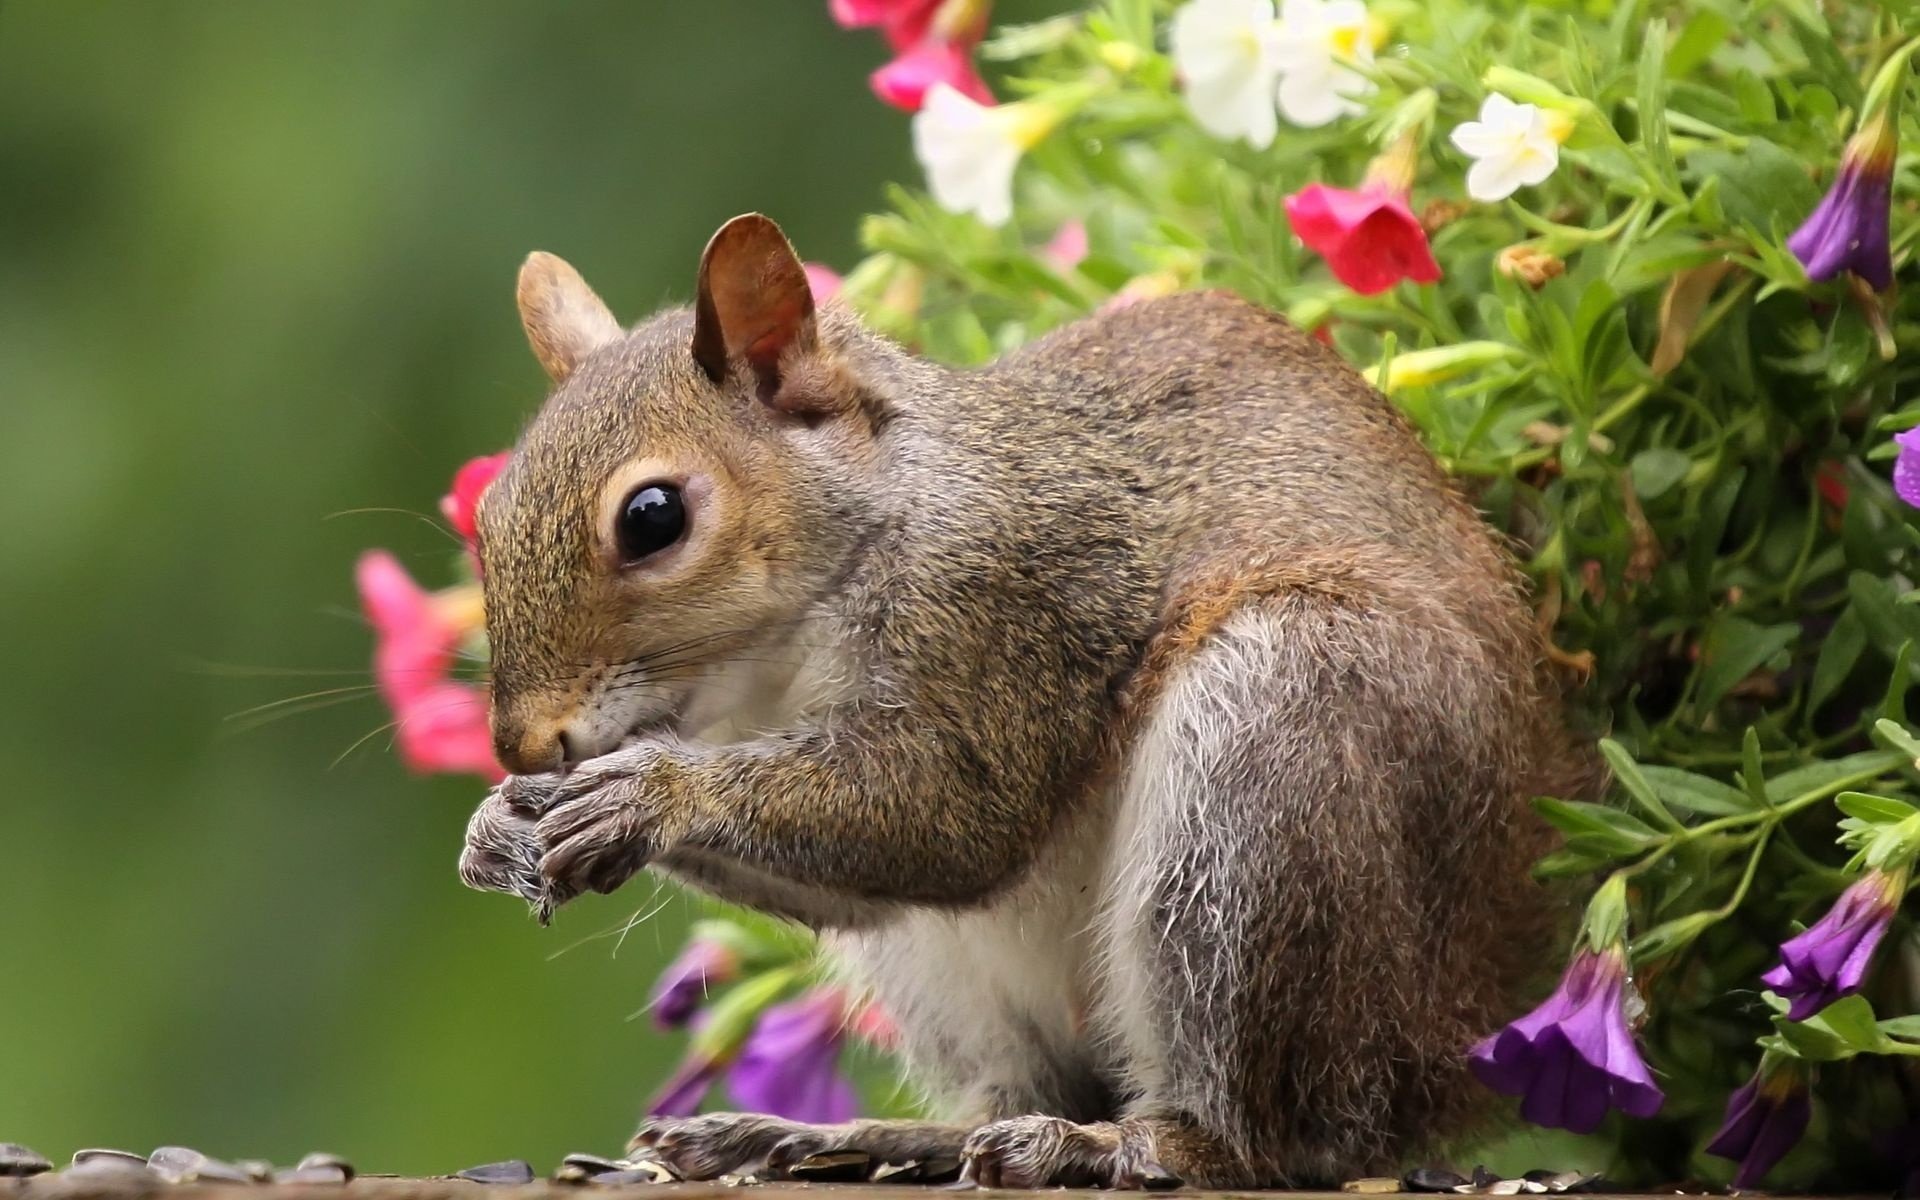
<box><xmin>324</xmin><ymin>506</ymin><xmax>465</xmax><ymax>549</ymax></box>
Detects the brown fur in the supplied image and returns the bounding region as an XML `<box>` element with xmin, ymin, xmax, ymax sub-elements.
<box><xmin>458</xmin><ymin>216</ymin><xmax>1592</xmax><ymax>1188</ymax></box>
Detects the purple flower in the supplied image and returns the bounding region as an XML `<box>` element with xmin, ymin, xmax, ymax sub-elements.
<box><xmin>1469</xmin><ymin>945</ymin><xmax>1665</xmax><ymax>1133</ymax></box>
<box><xmin>1893</xmin><ymin>429</ymin><xmax>1920</xmax><ymax>509</ymax></box>
<box><xmin>648</xmin><ymin>1057</ymin><xmax>722</xmax><ymax>1117</ymax></box>
<box><xmin>1761</xmin><ymin>869</ymin><xmax>1905</xmax><ymax>1022</ymax></box>
<box><xmin>650</xmin><ymin>939</ymin><xmax>739</xmax><ymax>1030</ymax></box>
<box><xmin>726</xmin><ymin>989</ymin><xmax>858</xmax><ymax>1123</ymax></box>
<box><xmin>1787</xmin><ymin>110</ymin><xmax>1897</xmax><ymax>289</ymax></box>
<box><xmin>1705</xmin><ymin>1061</ymin><xmax>1811</xmax><ymax>1189</ymax></box>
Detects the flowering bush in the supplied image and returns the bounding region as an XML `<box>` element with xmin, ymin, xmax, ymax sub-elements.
<box><xmin>359</xmin><ymin>0</ymin><xmax>1920</xmax><ymax>1186</ymax></box>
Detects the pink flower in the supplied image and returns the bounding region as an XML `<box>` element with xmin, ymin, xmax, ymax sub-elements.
<box><xmin>1042</xmin><ymin>220</ymin><xmax>1088</xmax><ymax>271</ymax></box>
<box><xmin>804</xmin><ymin>263</ymin><xmax>844</xmax><ymax>304</ymax></box>
<box><xmin>438</xmin><ymin>451</ymin><xmax>511</xmax><ymax>545</ymax></box>
<box><xmin>872</xmin><ymin>35</ymin><xmax>992</xmax><ymax>111</ymax></box>
<box><xmin>1283</xmin><ymin>182</ymin><xmax>1442</xmax><ymax>296</ymax></box>
<box><xmin>830</xmin><ymin>0</ymin><xmax>942</xmax><ymax>49</ymax></box>
<box><xmin>356</xmin><ymin>550</ymin><xmax>501</xmax><ymax>781</ymax></box>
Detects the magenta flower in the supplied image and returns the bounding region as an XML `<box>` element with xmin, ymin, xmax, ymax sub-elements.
<box><xmin>648</xmin><ymin>1057</ymin><xmax>723</xmax><ymax>1118</ymax></box>
<box><xmin>872</xmin><ymin>35</ymin><xmax>992</xmax><ymax>112</ymax></box>
<box><xmin>1788</xmin><ymin>109</ymin><xmax>1897</xmax><ymax>289</ymax></box>
<box><xmin>1468</xmin><ymin>945</ymin><xmax>1664</xmax><ymax>1133</ymax></box>
<box><xmin>1705</xmin><ymin>1060</ymin><xmax>1812</xmax><ymax>1189</ymax></box>
<box><xmin>650</xmin><ymin>939</ymin><xmax>740</xmax><ymax>1030</ymax></box>
<box><xmin>438</xmin><ymin>451</ymin><xmax>511</xmax><ymax>546</ymax></box>
<box><xmin>1285</xmin><ymin>182</ymin><xmax>1443</xmax><ymax>296</ymax></box>
<box><xmin>804</xmin><ymin>263</ymin><xmax>844</xmax><ymax>304</ymax></box>
<box><xmin>355</xmin><ymin>551</ymin><xmax>501</xmax><ymax>781</ymax></box>
<box><xmin>1762</xmin><ymin>868</ymin><xmax>1906</xmax><ymax>1021</ymax></box>
<box><xmin>726</xmin><ymin>989</ymin><xmax>858</xmax><ymax>1123</ymax></box>
<box><xmin>1892</xmin><ymin>429</ymin><xmax>1920</xmax><ymax>508</ymax></box>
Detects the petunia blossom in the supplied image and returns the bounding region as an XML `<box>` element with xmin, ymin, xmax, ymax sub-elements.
<box><xmin>1893</xmin><ymin>429</ymin><xmax>1920</xmax><ymax>509</ymax></box>
<box><xmin>1787</xmin><ymin>48</ymin><xmax>1903</xmax><ymax>289</ymax></box>
<box><xmin>648</xmin><ymin>1056</ymin><xmax>723</xmax><ymax>1118</ymax></box>
<box><xmin>1468</xmin><ymin>944</ymin><xmax>1665</xmax><ymax>1133</ymax></box>
<box><xmin>356</xmin><ymin>551</ymin><xmax>501</xmax><ymax>781</ymax></box>
<box><xmin>439</xmin><ymin>451</ymin><xmax>512</xmax><ymax>546</ymax></box>
<box><xmin>1761</xmin><ymin>868</ymin><xmax>1907</xmax><ymax>1021</ymax></box>
<box><xmin>1705</xmin><ymin>1059</ymin><xmax>1812</xmax><ymax>1190</ymax></box>
<box><xmin>872</xmin><ymin>35</ymin><xmax>992</xmax><ymax>111</ymax></box>
<box><xmin>1269</xmin><ymin>0</ymin><xmax>1373</xmax><ymax>128</ymax></box>
<box><xmin>726</xmin><ymin>989</ymin><xmax>859</xmax><ymax>1123</ymax></box>
<box><xmin>830</xmin><ymin>0</ymin><xmax>942</xmax><ymax>49</ymax></box>
<box><xmin>1171</xmin><ymin>0</ymin><xmax>1281</xmax><ymax>149</ymax></box>
<box><xmin>650</xmin><ymin>938</ymin><xmax>741</xmax><ymax>1030</ymax></box>
<box><xmin>804</xmin><ymin>263</ymin><xmax>844</xmax><ymax>304</ymax></box>
<box><xmin>1450</xmin><ymin>93</ymin><xmax>1568</xmax><ymax>203</ymax></box>
<box><xmin>912</xmin><ymin>84</ymin><xmax>1059</xmax><ymax>227</ymax></box>
<box><xmin>1284</xmin><ymin>182</ymin><xmax>1440</xmax><ymax>295</ymax></box>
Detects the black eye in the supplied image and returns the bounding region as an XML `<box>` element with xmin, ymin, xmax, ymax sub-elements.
<box><xmin>616</xmin><ymin>483</ymin><xmax>686</xmax><ymax>563</ymax></box>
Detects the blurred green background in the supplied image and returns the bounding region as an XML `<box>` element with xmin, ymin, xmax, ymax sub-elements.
<box><xmin>0</xmin><ymin>0</ymin><xmax>1048</xmax><ymax>1173</ymax></box>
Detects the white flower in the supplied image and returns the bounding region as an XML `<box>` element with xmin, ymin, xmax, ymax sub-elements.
<box><xmin>1449</xmin><ymin>92</ymin><xmax>1565</xmax><ymax>202</ymax></box>
<box><xmin>1270</xmin><ymin>0</ymin><xmax>1374</xmax><ymax>128</ymax></box>
<box><xmin>912</xmin><ymin>84</ymin><xmax>1058</xmax><ymax>227</ymax></box>
<box><xmin>1171</xmin><ymin>0</ymin><xmax>1280</xmax><ymax>150</ymax></box>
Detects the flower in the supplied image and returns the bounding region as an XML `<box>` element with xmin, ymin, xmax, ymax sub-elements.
<box><xmin>1705</xmin><ymin>1059</ymin><xmax>1812</xmax><ymax>1190</ymax></box>
<box><xmin>648</xmin><ymin>1056</ymin><xmax>722</xmax><ymax>1117</ymax></box>
<box><xmin>650</xmin><ymin>938</ymin><xmax>741</xmax><ymax>1030</ymax></box>
<box><xmin>1894</xmin><ymin>430</ymin><xmax>1920</xmax><ymax>508</ymax></box>
<box><xmin>1171</xmin><ymin>0</ymin><xmax>1280</xmax><ymax>149</ymax></box>
<box><xmin>1270</xmin><ymin>0</ymin><xmax>1373</xmax><ymax>127</ymax></box>
<box><xmin>912</xmin><ymin>84</ymin><xmax>1059</xmax><ymax>226</ymax></box>
<box><xmin>726</xmin><ymin>989</ymin><xmax>859</xmax><ymax>1123</ymax></box>
<box><xmin>1283</xmin><ymin>183</ymin><xmax>1440</xmax><ymax>295</ymax></box>
<box><xmin>1787</xmin><ymin>109</ymin><xmax>1897</xmax><ymax>289</ymax></box>
<box><xmin>1042</xmin><ymin>219</ymin><xmax>1088</xmax><ymax>271</ymax></box>
<box><xmin>439</xmin><ymin>451</ymin><xmax>511</xmax><ymax>545</ymax></box>
<box><xmin>1450</xmin><ymin>93</ymin><xmax>1567</xmax><ymax>202</ymax></box>
<box><xmin>804</xmin><ymin>263</ymin><xmax>844</xmax><ymax>304</ymax></box>
<box><xmin>1495</xmin><ymin>244</ymin><xmax>1565</xmax><ymax>289</ymax></box>
<box><xmin>1468</xmin><ymin>944</ymin><xmax>1665</xmax><ymax>1133</ymax></box>
<box><xmin>829</xmin><ymin>0</ymin><xmax>941</xmax><ymax>49</ymax></box>
<box><xmin>872</xmin><ymin>35</ymin><xmax>992</xmax><ymax>111</ymax></box>
<box><xmin>1761</xmin><ymin>867</ymin><xmax>1907</xmax><ymax>1021</ymax></box>
<box><xmin>356</xmin><ymin>551</ymin><xmax>501</xmax><ymax>781</ymax></box>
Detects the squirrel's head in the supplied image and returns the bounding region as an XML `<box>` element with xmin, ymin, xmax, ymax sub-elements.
<box><xmin>478</xmin><ymin>214</ymin><xmax>885</xmax><ymax>774</ymax></box>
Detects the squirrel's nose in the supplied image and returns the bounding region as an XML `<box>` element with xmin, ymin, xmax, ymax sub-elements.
<box><xmin>495</xmin><ymin>723</ymin><xmax>567</xmax><ymax>776</ymax></box>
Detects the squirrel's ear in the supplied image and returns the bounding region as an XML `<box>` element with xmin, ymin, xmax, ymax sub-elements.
<box><xmin>517</xmin><ymin>251</ymin><xmax>621</xmax><ymax>384</ymax></box>
<box><xmin>691</xmin><ymin>213</ymin><xmax>818</xmax><ymax>408</ymax></box>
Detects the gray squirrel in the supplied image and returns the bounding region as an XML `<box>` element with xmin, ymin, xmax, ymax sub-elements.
<box><xmin>458</xmin><ymin>213</ymin><xmax>1588</xmax><ymax>1188</ymax></box>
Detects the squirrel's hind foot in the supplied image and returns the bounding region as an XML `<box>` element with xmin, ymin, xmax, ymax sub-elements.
<box><xmin>959</xmin><ymin>1116</ymin><xmax>1184</xmax><ymax>1191</ymax></box>
<box><xmin>630</xmin><ymin>1114</ymin><xmax>971</xmax><ymax>1182</ymax></box>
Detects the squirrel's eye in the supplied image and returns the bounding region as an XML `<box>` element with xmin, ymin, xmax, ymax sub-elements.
<box><xmin>616</xmin><ymin>483</ymin><xmax>686</xmax><ymax>563</ymax></box>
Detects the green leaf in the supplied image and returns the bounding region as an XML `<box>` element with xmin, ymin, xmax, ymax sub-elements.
<box><xmin>1834</xmin><ymin>791</ymin><xmax>1918</xmax><ymax>825</ymax></box>
<box><xmin>1688</xmin><ymin>469</ymin><xmax>1746</xmax><ymax>597</ymax></box>
<box><xmin>1812</xmin><ymin>996</ymin><xmax>1892</xmax><ymax>1052</ymax></box>
<box><xmin>1764</xmin><ymin>751</ymin><xmax>1905</xmax><ymax>803</ymax></box>
<box><xmin>1599</xmin><ymin>739</ymin><xmax>1685</xmax><ymax>830</ymax></box>
<box><xmin>1687</xmin><ymin>138</ymin><xmax>1820</xmax><ymax>239</ymax></box>
<box><xmin>1847</xmin><ymin>572</ymin><xmax>1920</xmax><ymax>673</ymax></box>
<box><xmin>1630</xmin><ymin>448</ymin><xmax>1692</xmax><ymax>500</ymax></box>
<box><xmin>1881</xmin><ymin>1015</ymin><xmax>1920</xmax><ymax>1041</ymax></box>
<box><xmin>1871</xmin><ymin>718</ymin><xmax>1920</xmax><ymax>763</ymax></box>
<box><xmin>1532</xmin><ymin>796</ymin><xmax>1662</xmax><ymax>852</ymax></box>
<box><xmin>1695</xmin><ymin>615</ymin><xmax>1797</xmax><ymax>716</ymax></box>
<box><xmin>1666</xmin><ymin>10</ymin><xmax>1731</xmax><ymax>77</ymax></box>
<box><xmin>1809</xmin><ymin>606</ymin><xmax>1867</xmax><ymax>716</ymax></box>
<box><xmin>1770</xmin><ymin>1013</ymin><xmax>1854</xmax><ymax>1062</ymax></box>
<box><xmin>1639</xmin><ymin>764</ymin><xmax>1755</xmax><ymax>815</ymax></box>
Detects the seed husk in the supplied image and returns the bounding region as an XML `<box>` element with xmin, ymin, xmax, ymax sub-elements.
<box><xmin>71</xmin><ymin>1150</ymin><xmax>149</xmax><ymax>1169</ymax></box>
<box><xmin>456</xmin><ymin>1160</ymin><xmax>537</xmax><ymax>1185</ymax></box>
<box><xmin>787</xmin><ymin>1151</ymin><xmax>872</xmax><ymax>1183</ymax></box>
<box><xmin>274</xmin><ymin>1165</ymin><xmax>351</xmax><ymax>1185</ymax></box>
<box><xmin>1405</xmin><ymin>1168</ymin><xmax>1468</xmax><ymax>1193</ymax></box>
<box><xmin>1343</xmin><ymin>1178</ymin><xmax>1404</xmax><ymax>1194</ymax></box>
<box><xmin>297</xmin><ymin>1154</ymin><xmax>356</xmax><ymax>1181</ymax></box>
<box><xmin>0</xmin><ymin>1145</ymin><xmax>52</xmax><ymax>1178</ymax></box>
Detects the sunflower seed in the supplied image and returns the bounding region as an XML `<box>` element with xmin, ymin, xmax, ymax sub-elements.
<box><xmin>456</xmin><ymin>1160</ymin><xmax>536</xmax><ymax>1185</ymax></box>
<box><xmin>297</xmin><ymin>1154</ymin><xmax>356</xmax><ymax>1181</ymax></box>
<box><xmin>146</xmin><ymin>1147</ymin><xmax>207</xmax><ymax>1183</ymax></box>
<box><xmin>0</xmin><ymin>1146</ymin><xmax>51</xmax><ymax>1178</ymax></box>
<box><xmin>185</xmin><ymin>1158</ymin><xmax>254</xmax><ymax>1185</ymax></box>
<box><xmin>71</xmin><ymin>1150</ymin><xmax>148</xmax><ymax>1169</ymax></box>
<box><xmin>1343</xmin><ymin>1178</ymin><xmax>1403</xmax><ymax>1194</ymax></box>
<box><xmin>555</xmin><ymin>1153</ymin><xmax>623</xmax><ymax>1182</ymax></box>
<box><xmin>1405</xmin><ymin>1169</ymin><xmax>1468</xmax><ymax>1192</ymax></box>
<box><xmin>588</xmin><ymin>1168</ymin><xmax>669</xmax><ymax>1186</ymax></box>
<box><xmin>1487</xmin><ymin>1180</ymin><xmax>1526</xmax><ymax>1195</ymax></box>
<box><xmin>787</xmin><ymin>1151</ymin><xmax>872</xmax><ymax>1183</ymax></box>
<box><xmin>275</xmin><ymin>1165</ymin><xmax>351</xmax><ymax>1185</ymax></box>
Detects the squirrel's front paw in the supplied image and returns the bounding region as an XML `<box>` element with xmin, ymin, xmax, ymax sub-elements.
<box><xmin>533</xmin><ymin>743</ymin><xmax>688</xmax><ymax>908</ymax></box>
<box><xmin>458</xmin><ymin>784</ymin><xmax>549</xmax><ymax>904</ymax></box>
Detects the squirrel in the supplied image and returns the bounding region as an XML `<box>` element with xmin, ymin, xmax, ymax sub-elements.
<box><xmin>457</xmin><ymin>213</ymin><xmax>1591</xmax><ymax>1189</ymax></box>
